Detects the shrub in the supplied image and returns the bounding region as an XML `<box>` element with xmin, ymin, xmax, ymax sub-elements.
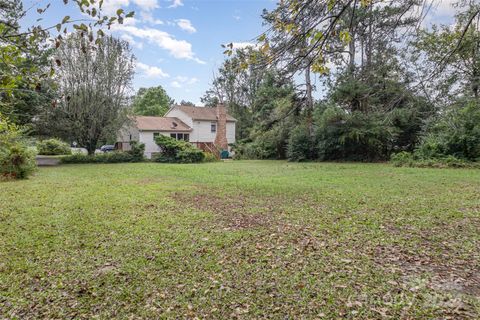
<box><xmin>177</xmin><ymin>149</ymin><xmax>205</xmax><ymax>163</ymax></box>
<box><xmin>60</xmin><ymin>142</ymin><xmax>145</xmax><ymax>164</ymax></box>
<box><xmin>0</xmin><ymin>144</ymin><xmax>37</xmax><ymax>179</ymax></box>
<box><xmin>153</xmin><ymin>135</ymin><xmax>205</xmax><ymax>163</ymax></box>
<box><xmin>390</xmin><ymin>152</ymin><xmax>479</xmax><ymax>169</ymax></box>
<box><xmin>390</xmin><ymin>151</ymin><xmax>414</xmax><ymax>167</ymax></box>
<box><xmin>61</xmin><ymin>151</ymin><xmax>133</xmax><ymax>164</ymax></box>
<box><xmin>415</xmin><ymin>101</ymin><xmax>480</xmax><ymax>161</ymax></box>
<box><xmin>315</xmin><ymin>107</ymin><xmax>397</xmax><ymax>161</ymax></box>
<box><xmin>127</xmin><ymin>141</ymin><xmax>145</xmax><ymax>162</ymax></box>
<box><xmin>234</xmin><ymin>128</ymin><xmax>288</xmax><ymax>160</ymax></box>
<box><xmin>37</xmin><ymin>138</ymin><xmax>71</xmax><ymax>155</ymax></box>
<box><xmin>0</xmin><ymin>114</ymin><xmax>37</xmax><ymax>180</ymax></box>
<box><xmin>203</xmin><ymin>152</ymin><xmax>219</xmax><ymax>162</ymax></box>
<box><xmin>60</xmin><ymin>153</ymin><xmax>93</xmax><ymax>164</ymax></box>
<box><xmin>287</xmin><ymin>125</ymin><xmax>314</xmax><ymax>162</ymax></box>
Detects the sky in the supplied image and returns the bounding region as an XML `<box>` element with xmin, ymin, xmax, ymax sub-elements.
<box><xmin>23</xmin><ymin>0</ymin><xmax>457</xmax><ymax>106</ymax></box>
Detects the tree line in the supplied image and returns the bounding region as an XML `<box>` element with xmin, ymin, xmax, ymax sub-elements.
<box><xmin>1</xmin><ymin>0</ymin><xmax>479</xmax><ymax>165</ymax></box>
<box><xmin>0</xmin><ymin>0</ymin><xmax>185</xmax><ymax>155</ymax></box>
<box><xmin>206</xmin><ymin>0</ymin><xmax>480</xmax><ymax>163</ymax></box>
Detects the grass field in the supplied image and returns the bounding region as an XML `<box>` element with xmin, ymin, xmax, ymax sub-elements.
<box><xmin>1</xmin><ymin>161</ymin><xmax>479</xmax><ymax>319</ymax></box>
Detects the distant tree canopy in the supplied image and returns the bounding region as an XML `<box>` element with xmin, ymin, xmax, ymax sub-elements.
<box><xmin>132</xmin><ymin>86</ymin><xmax>174</xmax><ymax>116</ymax></box>
<box><xmin>179</xmin><ymin>100</ymin><xmax>195</xmax><ymax>106</ymax></box>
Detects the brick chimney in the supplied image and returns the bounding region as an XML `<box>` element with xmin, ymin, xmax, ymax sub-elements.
<box><xmin>214</xmin><ymin>103</ymin><xmax>228</xmax><ymax>150</ymax></box>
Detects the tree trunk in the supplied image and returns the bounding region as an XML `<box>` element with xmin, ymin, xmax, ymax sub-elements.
<box><xmin>366</xmin><ymin>5</ymin><xmax>373</xmax><ymax>72</ymax></box>
<box><xmin>349</xmin><ymin>29</ymin><xmax>356</xmax><ymax>75</ymax></box>
<box><xmin>86</xmin><ymin>141</ymin><xmax>96</xmax><ymax>155</ymax></box>
<box><xmin>472</xmin><ymin>57</ymin><xmax>479</xmax><ymax>100</ymax></box>
<box><xmin>305</xmin><ymin>64</ymin><xmax>315</xmax><ymax>159</ymax></box>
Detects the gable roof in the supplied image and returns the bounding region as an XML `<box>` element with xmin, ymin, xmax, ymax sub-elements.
<box><xmin>135</xmin><ymin>116</ymin><xmax>192</xmax><ymax>132</ymax></box>
<box><xmin>172</xmin><ymin>105</ymin><xmax>237</xmax><ymax>122</ymax></box>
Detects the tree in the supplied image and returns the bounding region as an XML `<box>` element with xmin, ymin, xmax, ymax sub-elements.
<box><xmin>179</xmin><ymin>100</ymin><xmax>195</xmax><ymax>106</ymax></box>
<box><xmin>234</xmin><ymin>72</ymin><xmax>301</xmax><ymax>159</ymax></box>
<box><xmin>132</xmin><ymin>86</ymin><xmax>174</xmax><ymax>116</ymax></box>
<box><xmin>202</xmin><ymin>47</ymin><xmax>267</xmax><ymax>139</ymax></box>
<box><xmin>407</xmin><ymin>1</ymin><xmax>480</xmax><ymax>162</ymax></box>
<box><xmin>48</xmin><ymin>35</ymin><xmax>135</xmax><ymax>154</ymax></box>
<box><xmin>0</xmin><ymin>0</ymin><xmax>133</xmax><ymax>129</ymax></box>
<box><xmin>414</xmin><ymin>2</ymin><xmax>480</xmax><ymax>102</ymax></box>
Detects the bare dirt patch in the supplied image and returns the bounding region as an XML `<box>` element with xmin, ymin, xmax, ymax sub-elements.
<box><xmin>169</xmin><ymin>190</ymin><xmax>325</xmax><ymax>252</ymax></box>
<box><xmin>169</xmin><ymin>191</ymin><xmax>286</xmax><ymax>231</ymax></box>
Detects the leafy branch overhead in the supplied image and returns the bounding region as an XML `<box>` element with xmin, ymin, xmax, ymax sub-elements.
<box><xmin>224</xmin><ymin>0</ymin><xmax>373</xmax><ymax>74</ymax></box>
<box><xmin>224</xmin><ymin>0</ymin><xmax>480</xmax><ymax>81</ymax></box>
<box><xmin>0</xmin><ymin>0</ymin><xmax>135</xmax><ymax>93</ymax></box>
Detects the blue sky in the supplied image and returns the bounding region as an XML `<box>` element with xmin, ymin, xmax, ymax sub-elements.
<box><xmin>24</xmin><ymin>0</ymin><xmax>456</xmax><ymax>105</ymax></box>
<box><xmin>107</xmin><ymin>0</ymin><xmax>278</xmax><ymax>105</ymax></box>
<box><xmin>25</xmin><ymin>0</ymin><xmax>276</xmax><ymax>105</ymax></box>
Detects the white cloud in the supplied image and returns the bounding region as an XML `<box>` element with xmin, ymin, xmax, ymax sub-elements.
<box><xmin>100</xmin><ymin>0</ymin><xmax>130</xmax><ymax>15</ymax></box>
<box><xmin>140</xmin><ymin>11</ymin><xmax>164</xmax><ymax>25</ymax></box>
<box><xmin>123</xmin><ymin>16</ymin><xmax>137</xmax><ymax>26</ymax></box>
<box><xmin>176</xmin><ymin>19</ymin><xmax>196</xmax><ymax>33</ymax></box>
<box><xmin>136</xmin><ymin>62</ymin><xmax>169</xmax><ymax>78</ymax></box>
<box><xmin>230</xmin><ymin>42</ymin><xmax>258</xmax><ymax>50</ymax></box>
<box><xmin>170</xmin><ymin>76</ymin><xmax>198</xmax><ymax>88</ymax></box>
<box><xmin>133</xmin><ymin>0</ymin><xmax>159</xmax><ymax>11</ymax></box>
<box><xmin>120</xmin><ymin>34</ymin><xmax>143</xmax><ymax>49</ymax></box>
<box><xmin>112</xmin><ymin>25</ymin><xmax>205</xmax><ymax>63</ymax></box>
<box><xmin>168</xmin><ymin>0</ymin><xmax>183</xmax><ymax>8</ymax></box>
<box><xmin>100</xmin><ymin>0</ymin><xmax>159</xmax><ymax>15</ymax></box>
<box><xmin>170</xmin><ymin>81</ymin><xmax>182</xmax><ymax>88</ymax></box>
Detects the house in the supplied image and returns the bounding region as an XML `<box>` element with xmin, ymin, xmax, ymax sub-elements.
<box><xmin>116</xmin><ymin>104</ymin><xmax>236</xmax><ymax>159</ymax></box>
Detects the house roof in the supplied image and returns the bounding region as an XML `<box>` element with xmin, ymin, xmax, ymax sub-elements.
<box><xmin>135</xmin><ymin>116</ymin><xmax>192</xmax><ymax>132</ymax></box>
<box><xmin>173</xmin><ymin>105</ymin><xmax>237</xmax><ymax>122</ymax></box>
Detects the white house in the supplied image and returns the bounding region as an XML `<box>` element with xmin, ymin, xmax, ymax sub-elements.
<box><xmin>116</xmin><ymin>104</ymin><xmax>236</xmax><ymax>159</ymax></box>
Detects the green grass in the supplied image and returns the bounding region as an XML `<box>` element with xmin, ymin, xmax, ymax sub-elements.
<box><xmin>1</xmin><ymin>161</ymin><xmax>479</xmax><ymax>319</ymax></box>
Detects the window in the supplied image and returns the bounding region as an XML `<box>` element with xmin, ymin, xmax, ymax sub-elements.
<box><xmin>169</xmin><ymin>133</ymin><xmax>189</xmax><ymax>141</ymax></box>
<box><xmin>153</xmin><ymin>132</ymin><xmax>160</xmax><ymax>140</ymax></box>
<box><xmin>211</xmin><ymin>122</ymin><xmax>217</xmax><ymax>133</ymax></box>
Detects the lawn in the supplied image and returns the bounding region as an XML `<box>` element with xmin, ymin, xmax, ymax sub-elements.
<box><xmin>1</xmin><ymin>161</ymin><xmax>479</xmax><ymax>319</ymax></box>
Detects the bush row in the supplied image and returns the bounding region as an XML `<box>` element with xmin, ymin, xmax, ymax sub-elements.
<box><xmin>390</xmin><ymin>151</ymin><xmax>480</xmax><ymax>169</ymax></box>
<box><xmin>37</xmin><ymin>138</ymin><xmax>71</xmax><ymax>155</ymax></box>
<box><xmin>58</xmin><ymin>138</ymin><xmax>213</xmax><ymax>165</ymax></box>
<box><xmin>61</xmin><ymin>142</ymin><xmax>145</xmax><ymax>164</ymax></box>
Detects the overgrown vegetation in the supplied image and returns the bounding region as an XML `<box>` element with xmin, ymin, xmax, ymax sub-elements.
<box><xmin>391</xmin><ymin>152</ymin><xmax>480</xmax><ymax>169</ymax></box>
<box><xmin>0</xmin><ymin>114</ymin><xmax>36</xmax><ymax>180</ymax></box>
<box><xmin>36</xmin><ymin>138</ymin><xmax>71</xmax><ymax>156</ymax></box>
<box><xmin>205</xmin><ymin>1</ymin><xmax>480</xmax><ymax>166</ymax></box>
